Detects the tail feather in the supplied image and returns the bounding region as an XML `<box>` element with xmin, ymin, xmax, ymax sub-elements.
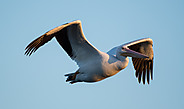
<box><xmin>65</xmin><ymin>73</ymin><xmax>75</xmax><ymax>82</ymax></box>
<box><xmin>64</xmin><ymin>73</ymin><xmax>75</xmax><ymax>77</ymax></box>
<box><xmin>65</xmin><ymin>71</ymin><xmax>80</xmax><ymax>84</ymax></box>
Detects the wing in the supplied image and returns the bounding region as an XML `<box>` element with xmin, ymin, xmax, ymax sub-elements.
<box><xmin>125</xmin><ymin>38</ymin><xmax>154</xmax><ymax>84</ymax></box>
<box><xmin>25</xmin><ymin>20</ymin><xmax>101</xmax><ymax>66</ymax></box>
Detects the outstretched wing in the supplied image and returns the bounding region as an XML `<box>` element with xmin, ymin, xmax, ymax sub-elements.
<box><xmin>25</xmin><ymin>20</ymin><xmax>100</xmax><ymax>66</ymax></box>
<box><xmin>125</xmin><ymin>38</ymin><xmax>154</xmax><ymax>84</ymax></box>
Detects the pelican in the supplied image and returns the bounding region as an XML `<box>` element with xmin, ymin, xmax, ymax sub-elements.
<box><xmin>25</xmin><ymin>20</ymin><xmax>154</xmax><ymax>84</ymax></box>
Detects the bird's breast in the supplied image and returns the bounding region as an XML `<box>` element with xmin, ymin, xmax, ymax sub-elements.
<box><xmin>100</xmin><ymin>53</ymin><xmax>129</xmax><ymax>78</ymax></box>
<box><xmin>77</xmin><ymin>52</ymin><xmax>129</xmax><ymax>82</ymax></box>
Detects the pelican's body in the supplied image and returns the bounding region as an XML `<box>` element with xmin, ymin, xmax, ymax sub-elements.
<box><xmin>74</xmin><ymin>51</ymin><xmax>129</xmax><ymax>82</ymax></box>
<box><xmin>25</xmin><ymin>20</ymin><xmax>154</xmax><ymax>84</ymax></box>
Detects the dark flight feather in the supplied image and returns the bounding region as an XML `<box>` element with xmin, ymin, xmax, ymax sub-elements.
<box><xmin>128</xmin><ymin>40</ymin><xmax>154</xmax><ymax>84</ymax></box>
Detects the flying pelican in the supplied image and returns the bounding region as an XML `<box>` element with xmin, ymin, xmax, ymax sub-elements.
<box><xmin>25</xmin><ymin>20</ymin><xmax>154</xmax><ymax>84</ymax></box>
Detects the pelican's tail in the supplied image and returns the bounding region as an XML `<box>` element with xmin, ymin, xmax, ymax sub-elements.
<box><xmin>65</xmin><ymin>71</ymin><xmax>80</xmax><ymax>84</ymax></box>
<box><xmin>65</xmin><ymin>73</ymin><xmax>75</xmax><ymax>81</ymax></box>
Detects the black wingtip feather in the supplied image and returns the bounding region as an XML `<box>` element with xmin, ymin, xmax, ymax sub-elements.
<box><xmin>147</xmin><ymin>61</ymin><xmax>150</xmax><ymax>84</ymax></box>
<box><xmin>150</xmin><ymin>60</ymin><xmax>153</xmax><ymax>80</ymax></box>
<box><xmin>142</xmin><ymin>61</ymin><xmax>146</xmax><ymax>84</ymax></box>
<box><xmin>24</xmin><ymin>34</ymin><xmax>53</xmax><ymax>56</ymax></box>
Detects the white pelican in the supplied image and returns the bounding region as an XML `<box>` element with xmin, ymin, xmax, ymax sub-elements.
<box><xmin>25</xmin><ymin>20</ymin><xmax>154</xmax><ymax>84</ymax></box>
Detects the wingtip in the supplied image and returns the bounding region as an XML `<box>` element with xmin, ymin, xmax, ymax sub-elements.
<box><xmin>147</xmin><ymin>81</ymin><xmax>150</xmax><ymax>85</ymax></box>
<box><xmin>138</xmin><ymin>77</ymin><xmax>141</xmax><ymax>83</ymax></box>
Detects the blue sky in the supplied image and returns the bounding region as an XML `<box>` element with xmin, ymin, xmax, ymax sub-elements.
<box><xmin>1</xmin><ymin>0</ymin><xmax>184</xmax><ymax>109</ymax></box>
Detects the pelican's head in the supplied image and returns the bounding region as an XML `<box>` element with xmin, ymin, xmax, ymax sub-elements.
<box><xmin>119</xmin><ymin>46</ymin><xmax>149</xmax><ymax>58</ymax></box>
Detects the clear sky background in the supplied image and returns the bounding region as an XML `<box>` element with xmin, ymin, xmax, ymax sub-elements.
<box><xmin>1</xmin><ymin>0</ymin><xmax>184</xmax><ymax>109</ymax></box>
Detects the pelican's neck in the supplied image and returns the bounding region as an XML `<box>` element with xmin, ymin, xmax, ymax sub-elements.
<box><xmin>116</xmin><ymin>52</ymin><xmax>128</xmax><ymax>61</ymax></box>
<box><xmin>115</xmin><ymin>53</ymin><xmax>129</xmax><ymax>70</ymax></box>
